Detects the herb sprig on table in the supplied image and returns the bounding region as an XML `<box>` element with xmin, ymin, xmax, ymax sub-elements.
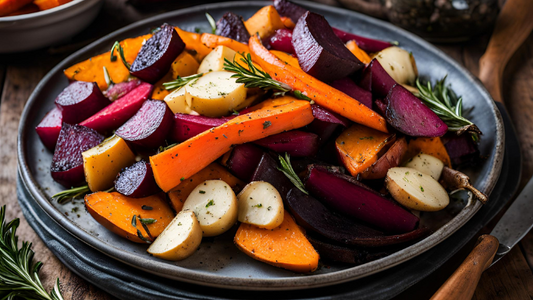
<box><xmin>0</xmin><ymin>205</ymin><xmax>65</xmax><ymax>300</ymax></box>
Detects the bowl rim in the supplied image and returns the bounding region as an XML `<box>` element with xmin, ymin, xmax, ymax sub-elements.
<box><xmin>0</xmin><ymin>0</ymin><xmax>96</xmax><ymax>22</ymax></box>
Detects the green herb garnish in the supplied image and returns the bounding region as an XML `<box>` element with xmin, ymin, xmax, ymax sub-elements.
<box><xmin>206</xmin><ymin>200</ymin><xmax>215</xmax><ymax>208</ymax></box>
<box><xmin>263</xmin><ymin>121</ymin><xmax>272</xmax><ymax>129</ymax></box>
<box><xmin>103</xmin><ymin>66</ymin><xmax>114</xmax><ymax>87</ymax></box>
<box><xmin>252</xmin><ymin>203</ymin><xmax>263</xmax><ymax>208</ymax></box>
<box><xmin>52</xmin><ymin>185</ymin><xmax>90</xmax><ymax>204</ymax></box>
<box><xmin>142</xmin><ymin>205</ymin><xmax>153</xmax><ymax>210</ymax></box>
<box><xmin>110</xmin><ymin>41</ymin><xmax>131</xmax><ymax>71</ymax></box>
<box><xmin>293</xmin><ymin>90</ymin><xmax>311</xmax><ymax>101</ymax></box>
<box><xmin>163</xmin><ymin>73</ymin><xmax>203</xmax><ymax>91</ymax></box>
<box><xmin>206</xmin><ymin>12</ymin><xmax>217</xmax><ymax>34</ymax></box>
<box><xmin>131</xmin><ymin>215</ymin><xmax>152</xmax><ymax>244</ymax></box>
<box><xmin>139</xmin><ymin>218</ymin><xmax>157</xmax><ymax>225</ymax></box>
<box><xmin>277</xmin><ymin>153</ymin><xmax>308</xmax><ymax>195</ymax></box>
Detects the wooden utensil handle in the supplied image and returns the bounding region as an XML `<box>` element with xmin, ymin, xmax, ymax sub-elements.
<box><xmin>479</xmin><ymin>0</ymin><xmax>533</xmax><ymax>104</ymax></box>
<box><xmin>431</xmin><ymin>235</ymin><xmax>499</xmax><ymax>300</ymax></box>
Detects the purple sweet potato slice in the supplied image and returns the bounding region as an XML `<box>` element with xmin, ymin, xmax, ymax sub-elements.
<box><xmin>292</xmin><ymin>11</ymin><xmax>364</xmax><ymax>82</ymax></box>
<box><xmin>250</xmin><ymin>153</ymin><xmax>293</xmax><ymax>200</ymax></box>
<box><xmin>443</xmin><ymin>133</ymin><xmax>480</xmax><ymax>167</ymax></box>
<box><xmin>273</xmin><ymin>0</ymin><xmax>307</xmax><ymax>23</ymax></box>
<box><xmin>115</xmin><ymin>100</ymin><xmax>173</xmax><ymax>148</ymax></box>
<box><xmin>306</xmin><ymin>119</ymin><xmax>339</xmax><ymax>145</ymax></box>
<box><xmin>51</xmin><ymin>123</ymin><xmax>104</xmax><ymax>187</ymax></box>
<box><xmin>269</xmin><ymin>29</ymin><xmax>295</xmax><ymax>54</ymax></box>
<box><xmin>216</xmin><ymin>12</ymin><xmax>251</xmax><ymax>44</ymax></box>
<box><xmin>287</xmin><ymin>188</ymin><xmax>427</xmax><ymax>246</ymax></box>
<box><xmin>374</xmin><ymin>98</ymin><xmax>387</xmax><ymax>116</ymax></box>
<box><xmin>304</xmin><ymin>165</ymin><xmax>419</xmax><ymax>233</ymax></box>
<box><xmin>331</xmin><ymin>27</ymin><xmax>392</xmax><ymax>53</ymax></box>
<box><xmin>385</xmin><ymin>85</ymin><xmax>448</xmax><ymax>137</ymax></box>
<box><xmin>330</xmin><ymin>78</ymin><xmax>373</xmax><ymax>109</ymax></box>
<box><xmin>359</xmin><ymin>59</ymin><xmax>397</xmax><ymax>98</ymax></box>
<box><xmin>224</xmin><ymin>143</ymin><xmax>264</xmax><ymax>182</ymax></box>
<box><xmin>254</xmin><ymin>130</ymin><xmax>319</xmax><ymax>157</ymax></box>
<box><xmin>360</xmin><ymin>137</ymin><xmax>408</xmax><ymax>180</ymax></box>
<box><xmin>36</xmin><ymin>107</ymin><xmax>62</xmax><ymax>150</ymax></box>
<box><xmin>311</xmin><ymin>104</ymin><xmax>350</xmax><ymax>127</ymax></box>
<box><xmin>306</xmin><ymin>233</ymin><xmax>389</xmax><ymax>264</ymax></box>
<box><xmin>55</xmin><ymin>81</ymin><xmax>111</xmax><ymax>124</ymax></box>
<box><xmin>104</xmin><ymin>79</ymin><xmax>141</xmax><ymax>101</ymax></box>
<box><xmin>115</xmin><ymin>161</ymin><xmax>161</xmax><ymax>198</ymax></box>
<box><xmin>169</xmin><ymin>114</ymin><xmax>228</xmax><ymax>143</ymax></box>
<box><xmin>130</xmin><ymin>24</ymin><xmax>185</xmax><ymax>83</ymax></box>
<box><xmin>80</xmin><ymin>82</ymin><xmax>153</xmax><ymax>134</ymax></box>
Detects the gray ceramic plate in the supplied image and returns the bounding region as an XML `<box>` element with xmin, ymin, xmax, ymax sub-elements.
<box><xmin>17</xmin><ymin>0</ymin><xmax>504</xmax><ymax>291</ymax></box>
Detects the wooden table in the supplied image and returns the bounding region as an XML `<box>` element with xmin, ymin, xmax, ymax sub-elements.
<box><xmin>1</xmin><ymin>0</ymin><xmax>532</xmax><ymax>299</ymax></box>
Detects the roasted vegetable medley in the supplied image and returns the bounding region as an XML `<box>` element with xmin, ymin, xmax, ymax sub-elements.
<box><xmin>0</xmin><ymin>0</ymin><xmax>73</xmax><ymax>17</ymax></box>
<box><xmin>37</xmin><ymin>0</ymin><xmax>486</xmax><ymax>273</ymax></box>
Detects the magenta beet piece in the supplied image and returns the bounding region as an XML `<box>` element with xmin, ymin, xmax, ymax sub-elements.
<box><xmin>274</xmin><ymin>0</ymin><xmax>307</xmax><ymax>23</ymax></box>
<box><xmin>80</xmin><ymin>82</ymin><xmax>153</xmax><ymax>134</ymax></box>
<box><xmin>115</xmin><ymin>100</ymin><xmax>173</xmax><ymax>148</ymax></box>
<box><xmin>216</xmin><ymin>12</ymin><xmax>250</xmax><ymax>44</ymax></box>
<box><xmin>254</xmin><ymin>130</ymin><xmax>319</xmax><ymax>157</ymax></box>
<box><xmin>292</xmin><ymin>11</ymin><xmax>364</xmax><ymax>82</ymax></box>
<box><xmin>104</xmin><ymin>79</ymin><xmax>141</xmax><ymax>101</ymax></box>
<box><xmin>306</xmin><ymin>119</ymin><xmax>339</xmax><ymax>145</ymax></box>
<box><xmin>311</xmin><ymin>104</ymin><xmax>350</xmax><ymax>127</ymax></box>
<box><xmin>269</xmin><ymin>29</ymin><xmax>295</xmax><ymax>54</ymax></box>
<box><xmin>331</xmin><ymin>27</ymin><xmax>392</xmax><ymax>53</ymax></box>
<box><xmin>250</xmin><ymin>153</ymin><xmax>293</xmax><ymax>200</ymax></box>
<box><xmin>443</xmin><ymin>133</ymin><xmax>480</xmax><ymax>166</ymax></box>
<box><xmin>51</xmin><ymin>123</ymin><xmax>104</xmax><ymax>187</ymax></box>
<box><xmin>115</xmin><ymin>161</ymin><xmax>161</xmax><ymax>198</ymax></box>
<box><xmin>374</xmin><ymin>98</ymin><xmax>387</xmax><ymax>116</ymax></box>
<box><xmin>304</xmin><ymin>165</ymin><xmax>420</xmax><ymax>233</ymax></box>
<box><xmin>330</xmin><ymin>78</ymin><xmax>373</xmax><ymax>109</ymax></box>
<box><xmin>385</xmin><ymin>85</ymin><xmax>448</xmax><ymax>137</ymax></box>
<box><xmin>130</xmin><ymin>24</ymin><xmax>185</xmax><ymax>83</ymax></box>
<box><xmin>36</xmin><ymin>107</ymin><xmax>62</xmax><ymax>150</ymax></box>
<box><xmin>359</xmin><ymin>59</ymin><xmax>397</xmax><ymax>98</ymax></box>
<box><xmin>225</xmin><ymin>143</ymin><xmax>264</xmax><ymax>182</ymax></box>
<box><xmin>55</xmin><ymin>81</ymin><xmax>110</xmax><ymax>124</ymax></box>
<box><xmin>306</xmin><ymin>233</ymin><xmax>389</xmax><ymax>264</ymax></box>
<box><xmin>169</xmin><ymin>114</ymin><xmax>228</xmax><ymax>142</ymax></box>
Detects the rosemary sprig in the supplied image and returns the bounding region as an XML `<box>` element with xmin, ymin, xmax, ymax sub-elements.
<box><xmin>223</xmin><ymin>54</ymin><xmax>292</xmax><ymax>96</ymax></box>
<box><xmin>205</xmin><ymin>12</ymin><xmax>217</xmax><ymax>34</ymax></box>
<box><xmin>52</xmin><ymin>185</ymin><xmax>90</xmax><ymax>204</ymax></box>
<box><xmin>0</xmin><ymin>205</ymin><xmax>65</xmax><ymax>300</ymax></box>
<box><xmin>416</xmin><ymin>76</ymin><xmax>481</xmax><ymax>140</ymax></box>
<box><xmin>277</xmin><ymin>153</ymin><xmax>308</xmax><ymax>195</ymax></box>
<box><xmin>103</xmin><ymin>66</ymin><xmax>114</xmax><ymax>87</ymax></box>
<box><xmin>131</xmin><ymin>215</ymin><xmax>153</xmax><ymax>244</ymax></box>
<box><xmin>163</xmin><ymin>73</ymin><xmax>203</xmax><ymax>91</ymax></box>
<box><xmin>110</xmin><ymin>41</ymin><xmax>131</xmax><ymax>71</ymax></box>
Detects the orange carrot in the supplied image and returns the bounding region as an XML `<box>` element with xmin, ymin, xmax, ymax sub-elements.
<box><xmin>0</xmin><ymin>0</ymin><xmax>33</xmax><ymax>16</ymax></box>
<box><xmin>63</xmin><ymin>34</ymin><xmax>152</xmax><ymax>90</ymax></box>
<box><xmin>150</xmin><ymin>96</ymin><xmax>314</xmax><ymax>192</ymax></box>
<box><xmin>234</xmin><ymin>211</ymin><xmax>319</xmax><ymax>273</ymax></box>
<box><xmin>271</xmin><ymin>50</ymin><xmax>300</xmax><ymax>69</ymax></box>
<box><xmin>248</xmin><ymin>35</ymin><xmax>388</xmax><ymax>133</ymax></box>
<box><xmin>405</xmin><ymin>137</ymin><xmax>452</xmax><ymax>167</ymax></box>
<box><xmin>280</xmin><ymin>16</ymin><xmax>296</xmax><ymax>29</ymax></box>
<box><xmin>346</xmin><ymin>40</ymin><xmax>371</xmax><ymax>65</ymax></box>
<box><xmin>174</xmin><ymin>27</ymin><xmax>212</xmax><ymax>61</ymax></box>
<box><xmin>244</xmin><ymin>5</ymin><xmax>285</xmax><ymax>39</ymax></box>
<box><xmin>168</xmin><ymin>163</ymin><xmax>245</xmax><ymax>212</ymax></box>
<box><xmin>200</xmin><ymin>33</ymin><xmax>250</xmax><ymax>55</ymax></box>
<box><xmin>84</xmin><ymin>192</ymin><xmax>175</xmax><ymax>243</ymax></box>
<box><xmin>336</xmin><ymin>124</ymin><xmax>394</xmax><ymax>176</ymax></box>
<box><xmin>6</xmin><ymin>3</ymin><xmax>38</xmax><ymax>16</ymax></box>
<box><xmin>33</xmin><ymin>0</ymin><xmax>71</xmax><ymax>11</ymax></box>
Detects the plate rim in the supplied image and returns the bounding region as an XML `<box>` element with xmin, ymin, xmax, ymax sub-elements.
<box><xmin>17</xmin><ymin>0</ymin><xmax>504</xmax><ymax>290</ymax></box>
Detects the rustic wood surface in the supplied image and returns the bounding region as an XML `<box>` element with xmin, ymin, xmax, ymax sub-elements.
<box><xmin>0</xmin><ymin>0</ymin><xmax>532</xmax><ymax>299</ymax></box>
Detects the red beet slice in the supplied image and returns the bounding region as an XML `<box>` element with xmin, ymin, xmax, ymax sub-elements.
<box><xmin>80</xmin><ymin>82</ymin><xmax>153</xmax><ymax>134</ymax></box>
<box><xmin>359</xmin><ymin>59</ymin><xmax>397</xmax><ymax>98</ymax></box>
<box><xmin>169</xmin><ymin>114</ymin><xmax>228</xmax><ymax>143</ymax></box>
<box><xmin>306</xmin><ymin>119</ymin><xmax>339</xmax><ymax>145</ymax></box>
<box><xmin>269</xmin><ymin>29</ymin><xmax>295</xmax><ymax>54</ymax></box>
<box><xmin>273</xmin><ymin>0</ymin><xmax>307</xmax><ymax>23</ymax></box>
<box><xmin>443</xmin><ymin>133</ymin><xmax>480</xmax><ymax>166</ymax></box>
<box><xmin>216</xmin><ymin>12</ymin><xmax>250</xmax><ymax>44</ymax></box>
<box><xmin>130</xmin><ymin>24</ymin><xmax>185</xmax><ymax>83</ymax></box>
<box><xmin>306</xmin><ymin>233</ymin><xmax>389</xmax><ymax>264</ymax></box>
<box><xmin>374</xmin><ymin>98</ymin><xmax>387</xmax><ymax>116</ymax></box>
<box><xmin>331</xmin><ymin>27</ymin><xmax>392</xmax><ymax>53</ymax></box>
<box><xmin>250</xmin><ymin>153</ymin><xmax>293</xmax><ymax>201</ymax></box>
<box><xmin>330</xmin><ymin>78</ymin><xmax>373</xmax><ymax>109</ymax></box>
<box><xmin>36</xmin><ymin>107</ymin><xmax>62</xmax><ymax>150</ymax></box>
<box><xmin>224</xmin><ymin>143</ymin><xmax>264</xmax><ymax>182</ymax></box>
<box><xmin>385</xmin><ymin>85</ymin><xmax>448</xmax><ymax>137</ymax></box>
<box><xmin>311</xmin><ymin>104</ymin><xmax>350</xmax><ymax>127</ymax></box>
<box><xmin>104</xmin><ymin>79</ymin><xmax>141</xmax><ymax>101</ymax></box>
<box><xmin>115</xmin><ymin>161</ymin><xmax>161</xmax><ymax>198</ymax></box>
<box><xmin>115</xmin><ymin>100</ymin><xmax>173</xmax><ymax>148</ymax></box>
<box><xmin>292</xmin><ymin>11</ymin><xmax>364</xmax><ymax>82</ymax></box>
<box><xmin>51</xmin><ymin>123</ymin><xmax>104</xmax><ymax>187</ymax></box>
<box><xmin>55</xmin><ymin>81</ymin><xmax>111</xmax><ymax>124</ymax></box>
<box><xmin>254</xmin><ymin>130</ymin><xmax>319</xmax><ymax>157</ymax></box>
<box><xmin>304</xmin><ymin>165</ymin><xmax>419</xmax><ymax>233</ymax></box>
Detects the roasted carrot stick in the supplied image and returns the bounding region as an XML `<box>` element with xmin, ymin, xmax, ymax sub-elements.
<box><xmin>33</xmin><ymin>0</ymin><xmax>71</xmax><ymax>11</ymax></box>
<box><xmin>150</xmin><ymin>96</ymin><xmax>314</xmax><ymax>192</ymax></box>
<box><xmin>248</xmin><ymin>35</ymin><xmax>388</xmax><ymax>133</ymax></box>
<box><xmin>346</xmin><ymin>40</ymin><xmax>372</xmax><ymax>65</ymax></box>
<box><xmin>200</xmin><ymin>33</ymin><xmax>250</xmax><ymax>55</ymax></box>
<box><xmin>174</xmin><ymin>27</ymin><xmax>212</xmax><ymax>61</ymax></box>
<box><xmin>0</xmin><ymin>0</ymin><xmax>33</xmax><ymax>16</ymax></box>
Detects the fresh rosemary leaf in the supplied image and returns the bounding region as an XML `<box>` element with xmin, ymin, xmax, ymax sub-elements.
<box><xmin>110</xmin><ymin>41</ymin><xmax>131</xmax><ymax>71</ymax></box>
<box><xmin>277</xmin><ymin>153</ymin><xmax>308</xmax><ymax>195</ymax></box>
<box><xmin>163</xmin><ymin>73</ymin><xmax>203</xmax><ymax>91</ymax></box>
<box><xmin>52</xmin><ymin>185</ymin><xmax>90</xmax><ymax>204</ymax></box>
<box><xmin>293</xmin><ymin>90</ymin><xmax>313</xmax><ymax>102</ymax></box>
<box><xmin>139</xmin><ymin>218</ymin><xmax>157</xmax><ymax>224</ymax></box>
<box><xmin>205</xmin><ymin>12</ymin><xmax>217</xmax><ymax>34</ymax></box>
<box><xmin>131</xmin><ymin>215</ymin><xmax>152</xmax><ymax>244</ymax></box>
<box><xmin>103</xmin><ymin>66</ymin><xmax>114</xmax><ymax>87</ymax></box>
<box><xmin>0</xmin><ymin>206</ymin><xmax>65</xmax><ymax>300</ymax></box>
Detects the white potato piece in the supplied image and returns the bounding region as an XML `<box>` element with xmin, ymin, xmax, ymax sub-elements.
<box><xmin>237</xmin><ymin>181</ymin><xmax>284</xmax><ymax>229</ymax></box>
<box><xmin>185</xmin><ymin>71</ymin><xmax>247</xmax><ymax>117</ymax></box>
<box><xmin>147</xmin><ymin>210</ymin><xmax>202</xmax><ymax>261</ymax></box>
<box><xmin>197</xmin><ymin>46</ymin><xmax>237</xmax><ymax>74</ymax></box>
<box><xmin>374</xmin><ymin>46</ymin><xmax>418</xmax><ymax>85</ymax></box>
<box><xmin>404</xmin><ymin>153</ymin><xmax>444</xmax><ymax>180</ymax></box>
<box><xmin>385</xmin><ymin>167</ymin><xmax>449</xmax><ymax>211</ymax></box>
<box><xmin>182</xmin><ymin>179</ymin><xmax>238</xmax><ymax>237</ymax></box>
<box><xmin>164</xmin><ymin>84</ymin><xmax>193</xmax><ymax>114</ymax></box>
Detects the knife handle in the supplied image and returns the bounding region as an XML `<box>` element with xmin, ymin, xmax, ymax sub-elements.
<box><xmin>430</xmin><ymin>235</ymin><xmax>499</xmax><ymax>300</ymax></box>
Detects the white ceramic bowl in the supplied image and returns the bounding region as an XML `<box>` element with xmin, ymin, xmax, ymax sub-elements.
<box><xmin>0</xmin><ymin>0</ymin><xmax>103</xmax><ymax>53</ymax></box>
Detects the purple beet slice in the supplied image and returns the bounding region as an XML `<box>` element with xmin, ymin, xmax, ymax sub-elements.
<box><xmin>443</xmin><ymin>133</ymin><xmax>480</xmax><ymax>167</ymax></box>
<box><xmin>115</xmin><ymin>100</ymin><xmax>173</xmax><ymax>148</ymax></box>
<box><xmin>104</xmin><ymin>79</ymin><xmax>141</xmax><ymax>101</ymax></box>
<box><xmin>292</xmin><ymin>11</ymin><xmax>364</xmax><ymax>82</ymax></box>
<box><xmin>306</xmin><ymin>233</ymin><xmax>390</xmax><ymax>264</ymax></box>
<box><xmin>130</xmin><ymin>24</ymin><xmax>185</xmax><ymax>83</ymax></box>
<box><xmin>331</xmin><ymin>27</ymin><xmax>392</xmax><ymax>53</ymax></box>
<box><xmin>306</xmin><ymin>119</ymin><xmax>339</xmax><ymax>145</ymax></box>
<box><xmin>359</xmin><ymin>59</ymin><xmax>397</xmax><ymax>98</ymax></box>
<box><xmin>304</xmin><ymin>165</ymin><xmax>420</xmax><ymax>233</ymax></box>
<box><xmin>250</xmin><ymin>153</ymin><xmax>293</xmax><ymax>201</ymax></box>
<box><xmin>224</xmin><ymin>143</ymin><xmax>264</xmax><ymax>182</ymax></box>
<box><xmin>80</xmin><ymin>82</ymin><xmax>153</xmax><ymax>134</ymax></box>
<box><xmin>216</xmin><ymin>12</ymin><xmax>251</xmax><ymax>44</ymax></box>
<box><xmin>269</xmin><ymin>29</ymin><xmax>295</xmax><ymax>54</ymax></box>
<box><xmin>169</xmin><ymin>114</ymin><xmax>228</xmax><ymax>143</ymax></box>
<box><xmin>385</xmin><ymin>84</ymin><xmax>448</xmax><ymax>137</ymax></box>
<box><xmin>311</xmin><ymin>104</ymin><xmax>351</xmax><ymax>127</ymax></box>
<box><xmin>273</xmin><ymin>0</ymin><xmax>307</xmax><ymax>23</ymax></box>
<box><xmin>254</xmin><ymin>130</ymin><xmax>319</xmax><ymax>157</ymax></box>
<box><xmin>36</xmin><ymin>107</ymin><xmax>62</xmax><ymax>150</ymax></box>
<box><xmin>330</xmin><ymin>78</ymin><xmax>373</xmax><ymax>109</ymax></box>
<box><xmin>115</xmin><ymin>161</ymin><xmax>161</xmax><ymax>198</ymax></box>
<box><xmin>51</xmin><ymin>123</ymin><xmax>104</xmax><ymax>187</ymax></box>
<box><xmin>55</xmin><ymin>81</ymin><xmax>110</xmax><ymax>124</ymax></box>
